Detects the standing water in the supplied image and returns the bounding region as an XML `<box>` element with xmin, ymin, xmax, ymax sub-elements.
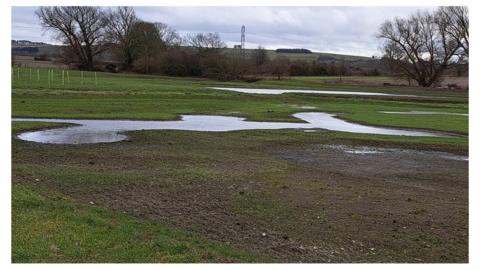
<box><xmin>209</xmin><ymin>87</ymin><xmax>419</xmax><ymax>97</ymax></box>
<box><xmin>13</xmin><ymin>112</ymin><xmax>450</xmax><ymax>144</ymax></box>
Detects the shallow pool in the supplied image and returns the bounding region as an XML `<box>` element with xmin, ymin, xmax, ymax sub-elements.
<box><xmin>13</xmin><ymin>112</ymin><xmax>448</xmax><ymax>144</ymax></box>
<box><xmin>210</xmin><ymin>87</ymin><xmax>418</xmax><ymax>97</ymax></box>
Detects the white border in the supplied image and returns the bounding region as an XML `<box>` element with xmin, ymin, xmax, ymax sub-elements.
<box><xmin>3</xmin><ymin>1</ymin><xmax>478</xmax><ymax>270</ymax></box>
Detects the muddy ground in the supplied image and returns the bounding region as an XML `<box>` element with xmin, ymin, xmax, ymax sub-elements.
<box><xmin>12</xmin><ymin>130</ymin><xmax>468</xmax><ymax>263</ymax></box>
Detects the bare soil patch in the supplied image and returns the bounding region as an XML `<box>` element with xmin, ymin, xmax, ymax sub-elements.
<box><xmin>12</xmin><ymin>130</ymin><xmax>468</xmax><ymax>262</ymax></box>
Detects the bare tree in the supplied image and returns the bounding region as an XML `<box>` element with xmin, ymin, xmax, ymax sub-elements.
<box><xmin>377</xmin><ymin>10</ymin><xmax>462</xmax><ymax>87</ymax></box>
<box><xmin>251</xmin><ymin>46</ymin><xmax>269</xmax><ymax>68</ymax></box>
<box><xmin>381</xmin><ymin>43</ymin><xmax>413</xmax><ymax>85</ymax></box>
<box><xmin>338</xmin><ymin>58</ymin><xmax>346</xmax><ymax>82</ymax></box>
<box><xmin>269</xmin><ymin>56</ymin><xmax>290</xmax><ymax>80</ymax></box>
<box><xmin>104</xmin><ymin>7</ymin><xmax>138</xmax><ymax>70</ymax></box>
<box><xmin>223</xmin><ymin>52</ymin><xmax>251</xmax><ymax>80</ymax></box>
<box><xmin>289</xmin><ymin>60</ymin><xmax>311</xmax><ymax>76</ymax></box>
<box><xmin>129</xmin><ymin>21</ymin><xmax>163</xmax><ymax>73</ymax></box>
<box><xmin>185</xmin><ymin>32</ymin><xmax>226</xmax><ymax>52</ymax></box>
<box><xmin>36</xmin><ymin>6</ymin><xmax>108</xmax><ymax>70</ymax></box>
<box><xmin>154</xmin><ymin>22</ymin><xmax>182</xmax><ymax>47</ymax></box>
<box><xmin>183</xmin><ymin>32</ymin><xmax>226</xmax><ymax>78</ymax></box>
<box><xmin>436</xmin><ymin>6</ymin><xmax>469</xmax><ymax>57</ymax></box>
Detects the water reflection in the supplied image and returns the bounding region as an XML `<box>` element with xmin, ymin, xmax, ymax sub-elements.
<box><xmin>210</xmin><ymin>87</ymin><xmax>418</xmax><ymax>97</ymax></box>
<box><xmin>14</xmin><ymin>112</ymin><xmax>448</xmax><ymax>144</ymax></box>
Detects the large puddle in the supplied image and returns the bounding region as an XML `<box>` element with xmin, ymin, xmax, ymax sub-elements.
<box><xmin>13</xmin><ymin>112</ymin><xmax>448</xmax><ymax>144</ymax></box>
<box><xmin>324</xmin><ymin>145</ymin><xmax>468</xmax><ymax>161</ymax></box>
<box><xmin>210</xmin><ymin>87</ymin><xmax>418</xmax><ymax>97</ymax></box>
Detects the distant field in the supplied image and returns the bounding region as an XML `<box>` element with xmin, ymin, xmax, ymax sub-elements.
<box><xmin>12</xmin><ymin>55</ymin><xmax>68</xmax><ymax>69</ymax></box>
<box><xmin>12</xmin><ymin>67</ymin><xmax>468</xmax><ymax>135</ymax></box>
<box><xmin>12</xmin><ymin>49</ymin><xmax>468</xmax><ymax>89</ymax></box>
<box><xmin>222</xmin><ymin>47</ymin><xmax>370</xmax><ymax>61</ymax></box>
<box><xmin>292</xmin><ymin>75</ymin><xmax>469</xmax><ymax>89</ymax></box>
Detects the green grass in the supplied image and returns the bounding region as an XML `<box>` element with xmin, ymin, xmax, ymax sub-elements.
<box><xmin>12</xmin><ymin>68</ymin><xmax>468</xmax><ymax>138</ymax></box>
<box><xmin>11</xmin><ymin>121</ymin><xmax>272</xmax><ymax>263</ymax></box>
<box><xmin>12</xmin><ymin>66</ymin><xmax>467</xmax><ymax>96</ymax></box>
<box><xmin>11</xmin><ymin>68</ymin><xmax>469</xmax><ymax>262</ymax></box>
<box><xmin>11</xmin><ymin>121</ymin><xmax>72</xmax><ymax>133</ymax></box>
<box><xmin>11</xmin><ymin>119</ymin><xmax>468</xmax><ymax>262</ymax></box>
<box><xmin>12</xmin><ymin>184</ymin><xmax>269</xmax><ymax>263</ymax></box>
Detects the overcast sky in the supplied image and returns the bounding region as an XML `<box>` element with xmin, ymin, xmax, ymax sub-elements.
<box><xmin>12</xmin><ymin>6</ymin><xmax>435</xmax><ymax>57</ymax></box>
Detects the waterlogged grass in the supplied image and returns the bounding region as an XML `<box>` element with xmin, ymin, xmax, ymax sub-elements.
<box><xmin>14</xmin><ymin>164</ymin><xmax>154</xmax><ymax>185</ymax></box>
<box><xmin>12</xmin><ymin>68</ymin><xmax>467</xmax><ymax>138</ymax></box>
<box><xmin>11</xmin><ymin>64</ymin><xmax>469</xmax><ymax>263</ymax></box>
<box><xmin>12</xmin><ymin>185</ymin><xmax>268</xmax><ymax>263</ymax></box>
<box><xmin>11</xmin><ymin>67</ymin><xmax>468</xmax><ymax>97</ymax></box>
<box><xmin>11</xmin><ymin>121</ymin><xmax>468</xmax><ymax>262</ymax></box>
<box><xmin>12</xmin><ymin>122</ymin><xmax>270</xmax><ymax>263</ymax></box>
<box><xmin>343</xmin><ymin>112</ymin><xmax>468</xmax><ymax>134</ymax></box>
<box><xmin>11</xmin><ymin>67</ymin><xmax>468</xmax><ymax>96</ymax></box>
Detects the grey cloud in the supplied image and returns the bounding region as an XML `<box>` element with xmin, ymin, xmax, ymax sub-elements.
<box><xmin>12</xmin><ymin>6</ymin><xmax>436</xmax><ymax>56</ymax></box>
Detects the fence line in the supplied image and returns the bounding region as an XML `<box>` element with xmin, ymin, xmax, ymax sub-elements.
<box><xmin>13</xmin><ymin>67</ymin><xmax>102</xmax><ymax>87</ymax></box>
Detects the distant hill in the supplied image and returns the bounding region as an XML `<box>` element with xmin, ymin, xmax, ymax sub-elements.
<box><xmin>12</xmin><ymin>39</ymin><xmax>372</xmax><ymax>62</ymax></box>
<box><xmin>11</xmin><ymin>40</ymin><xmax>386</xmax><ymax>74</ymax></box>
<box><xmin>275</xmin><ymin>48</ymin><xmax>312</xmax><ymax>54</ymax></box>
<box><xmin>223</xmin><ymin>47</ymin><xmax>370</xmax><ymax>62</ymax></box>
<box><xmin>12</xmin><ymin>40</ymin><xmax>61</xmax><ymax>57</ymax></box>
<box><xmin>12</xmin><ymin>40</ymin><xmax>50</xmax><ymax>47</ymax></box>
<box><xmin>222</xmin><ymin>47</ymin><xmax>383</xmax><ymax>74</ymax></box>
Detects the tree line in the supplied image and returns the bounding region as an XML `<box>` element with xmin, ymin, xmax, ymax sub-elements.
<box><xmin>377</xmin><ymin>6</ymin><xmax>469</xmax><ymax>87</ymax></box>
<box><xmin>36</xmin><ymin>6</ymin><xmax>468</xmax><ymax>86</ymax></box>
<box><xmin>35</xmin><ymin>6</ymin><xmax>366</xmax><ymax>81</ymax></box>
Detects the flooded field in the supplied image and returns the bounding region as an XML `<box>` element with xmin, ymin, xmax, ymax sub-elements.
<box><xmin>12</xmin><ymin>128</ymin><xmax>468</xmax><ymax>262</ymax></box>
<box><xmin>322</xmin><ymin>144</ymin><xmax>468</xmax><ymax>160</ymax></box>
<box><xmin>11</xmin><ymin>66</ymin><xmax>468</xmax><ymax>262</ymax></box>
<box><xmin>210</xmin><ymin>87</ymin><xmax>419</xmax><ymax>97</ymax></box>
<box><xmin>13</xmin><ymin>112</ymin><xmax>449</xmax><ymax>144</ymax></box>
